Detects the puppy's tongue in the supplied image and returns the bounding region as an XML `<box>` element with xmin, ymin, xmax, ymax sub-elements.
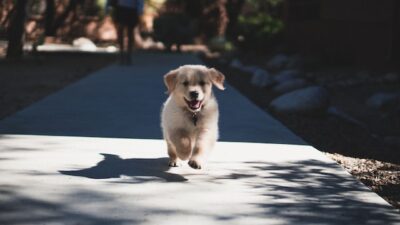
<box><xmin>189</xmin><ymin>100</ymin><xmax>201</xmax><ymax>109</ymax></box>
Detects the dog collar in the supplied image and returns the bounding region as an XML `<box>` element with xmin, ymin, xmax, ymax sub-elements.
<box><xmin>192</xmin><ymin>113</ymin><xmax>198</xmax><ymax>126</ymax></box>
<box><xmin>184</xmin><ymin>104</ymin><xmax>204</xmax><ymax>126</ymax></box>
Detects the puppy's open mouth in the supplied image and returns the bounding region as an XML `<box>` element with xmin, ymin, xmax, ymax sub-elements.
<box><xmin>184</xmin><ymin>98</ymin><xmax>203</xmax><ymax>111</ymax></box>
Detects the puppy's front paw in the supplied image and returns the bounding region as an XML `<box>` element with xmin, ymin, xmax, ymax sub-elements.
<box><xmin>188</xmin><ymin>160</ymin><xmax>202</xmax><ymax>169</ymax></box>
<box><xmin>169</xmin><ymin>160</ymin><xmax>179</xmax><ymax>167</ymax></box>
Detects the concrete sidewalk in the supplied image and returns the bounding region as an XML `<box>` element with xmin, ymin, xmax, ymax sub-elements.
<box><xmin>0</xmin><ymin>52</ymin><xmax>302</xmax><ymax>144</ymax></box>
<box><xmin>0</xmin><ymin>53</ymin><xmax>399</xmax><ymax>225</ymax></box>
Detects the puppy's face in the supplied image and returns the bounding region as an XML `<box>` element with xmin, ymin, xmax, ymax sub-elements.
<box><xmin>164</xmin><ymin>65</ymin><xmax>225</xmax><ymax>112</ymax></box>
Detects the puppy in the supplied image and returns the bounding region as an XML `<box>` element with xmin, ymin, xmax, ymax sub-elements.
<box><xmin>161</xmin><ymin>65</ymin><xmax>225</xmax><ymax>169</ymax></box>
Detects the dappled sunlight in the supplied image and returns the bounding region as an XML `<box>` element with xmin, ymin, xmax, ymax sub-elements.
<box><xmin>0</xmin><ymin>134</ymin><xmax>399</xmax><ymax>224</ymax></box>
<box><xmin>0</xmin><ymin>185</ymin><xmax>136</xmax><ymax>225</ymax></box>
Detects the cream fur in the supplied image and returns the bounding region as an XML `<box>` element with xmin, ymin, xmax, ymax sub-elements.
<box><xmin>161</xmin><ymin>65</ymin><xmax>225</xmax><ymax>169</ymax></box>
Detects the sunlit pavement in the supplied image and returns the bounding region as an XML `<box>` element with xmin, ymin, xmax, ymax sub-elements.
<box><xmin>0</xmin><ymin>53</ymin><xmax>399</xmax><ymax>224</ymax></box>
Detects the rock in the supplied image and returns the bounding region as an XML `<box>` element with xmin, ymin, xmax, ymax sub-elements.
<box><xmin>269</xmin><ymin>86</ymin><xmax>330</xmax><ymax>115</ymax></box>
<box><xmin>366</xmin><ymin>92</ymin><xmax>400</xmax><ymax>110</ymax></box>
<box><xmin>106</xmin><ymin>45</ymin><xmax>118</xmax><ymax>53</ymax></box>
<box><xmin>383</xmin><ymin>136</ymin><xmax>400</xmax><ymax>148</ymax></box>
<box><xmin>338</xmin><ymin>79</ymin><xmax>359</xmax><ymax>87</ymax></box>
<box><xmin>356</xmin><ymin>70</ymin><xmax>371</xmax><ymax>80</ymax></box>
<box><xmin>250</xmin><ymin>69</ymin><xmax>275</xmax><ymax>88</ymax></box>
<box><xmin>272</xmin><ymin>78</ymin><xmax>309</xmax><ymax>94</ymax></box>
<box><xmin>240</xmin><ymin>65</ymin><xmax>262</xmax><ymax>73</ymax></box>
<box><xmin>266</xmin><ymin>53</ymin><xmax>289</xmax><ymax>70</ymax></box>
<box><xmin>327</xmin><ymin>107</ymin><xmax>367</xmax><ymax>128</ymax></box>
<box><xmin>384</xmin><ymin>72</ymin><xmax>400</xmax><ymax>82</ymax></box>
<box><xmin>229</xmin><ymin>59</ymin><xmax>243</xmax><ymax>69</ymax></box>
<box><xmin>72</xmin><ymin>37</ymin><xmax>97</xmax><ymax>51</ymax></box>
<box><xmin>274</xmin><ymin>69</ymin><xmax>303</xmax><ymax>83</ymax></box>
<box><xmin>286</xmin><ymin>54</ymin><xmax>305</xmax><ymax>69</ymax></box>
<box><xmin>305</xmin><ymin>72</ymin><xmax>314</xmax><ymax>79</ymax></box>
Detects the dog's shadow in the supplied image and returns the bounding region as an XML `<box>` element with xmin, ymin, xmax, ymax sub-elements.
<box><xmin>59</xmin><ymin>153</ymin><xmax>187</xmax><ymax>182</ymax></box>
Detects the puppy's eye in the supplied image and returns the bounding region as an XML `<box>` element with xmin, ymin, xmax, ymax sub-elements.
<box><xmin>182</xmin><ymin>81</ymin><xmax>189</xmax><ymax>86</ymax></box>
<box><xmin>199</xmin><ymin>81</ymin><xmax>206</xmax><ymax>86</ymax></box>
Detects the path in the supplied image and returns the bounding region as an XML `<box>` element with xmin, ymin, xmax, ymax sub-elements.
<box><xmin>0</xmin><ymin>52</ymin><xmax>399</xmax><ymax>225</ymax></box>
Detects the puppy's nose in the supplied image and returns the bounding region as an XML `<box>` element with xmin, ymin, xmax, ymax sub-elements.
<box><xmin>189</xmin><ymin>91</ymin><xmax>199</xmax><ymax>100</ymax></box>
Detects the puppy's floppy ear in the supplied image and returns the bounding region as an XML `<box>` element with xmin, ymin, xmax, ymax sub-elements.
<box><xmin>164</xmin><ymin>68</ymin><xmax>179</xmax><ymax>94</ymax></box>
<box><xmin>208</xmin><ymin>68</ymin><xmax>225</xmax><ymax>90</ymax></box>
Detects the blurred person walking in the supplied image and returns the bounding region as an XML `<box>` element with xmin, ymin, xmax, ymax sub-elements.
<box><xmin>107</xmin><ymin>0</ymin><xmax>144</xmax><ymax>65</ymax></box>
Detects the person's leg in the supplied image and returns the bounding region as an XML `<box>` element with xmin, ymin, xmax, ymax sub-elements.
<box><xmin>117</xmin><ymin>23</ymin><xmax>126</xmax><ymax>64</ymax></box>
<box><xmin>126</xmin><ymin>25</ymin><xmax>134</xmax><ymax>65</ymax></box>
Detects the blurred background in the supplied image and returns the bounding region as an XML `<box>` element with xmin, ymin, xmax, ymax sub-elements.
<box><xmin>0</xmin><ymin>0</ymin><xmax>284</xmax><ymax>57</ymax></box>
<box><xmin>1</xmin><ymin>0</ymin><xmax>400</xmax><ymax>64</ymax></box>
<box><xmin>0</xmin><ymin>0</ymin><xmax>399</xmax><ymax>209</ymax></box>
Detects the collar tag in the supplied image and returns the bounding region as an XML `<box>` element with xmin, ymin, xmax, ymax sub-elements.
<box><xmin>192</xmin><ymin>113</ymin><xmax>198</xmax><ymax>126</ymax></box>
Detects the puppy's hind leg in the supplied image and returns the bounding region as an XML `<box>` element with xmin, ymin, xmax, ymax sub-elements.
<box><xmin>167</xmin><ymin>141</ymin><xmax>179</xmax><ymax>167</ymax></box>
<box><xmin>171</xmin><ymin>129</ymin><xmax>192</xmax><ymax>161</ymax></box>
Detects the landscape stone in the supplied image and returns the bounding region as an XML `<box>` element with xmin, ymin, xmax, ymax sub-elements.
<box><xmin>384</xmin><ymin>72</ymin><xmax>400</xmax><ymax>82</ymax></box>
<box><xmin>266</xmin><ymin>53</ymin><xmax>289</xmax><ymax>70</ymax></box>
<box><xmin>272</xmin><ymin>78</ymin><xmax>309</xmax><ymax>94</ymax></box>
<box><xmin>241</xmin><ymin>65</ymin><xmax>262</xmax><ymax>74</ymax></box>
<box><xmin>286</xmin><ymin>54</ymin><xmax>305</xmax><ymax>69</ymax></box>
<box><xmin>366</xmin><ymin>92</ymin><xmax>400</xmax><ymax>110</ymax></box>
<box><xmin>356</xmin><ymin>71</ymin><xmax>371</xmax><ymax>80</ymax></box>
<box><xmin>250</xmin><ymin>69</ymin><xmax>275</xmax><ymax>88</ymax></box>
<box><xmin>269</xmin><ymin>86</ymin><xmax>330</xmax><ymax>115</ymax></box>
<box><xmin>327</xmin><ymin>107</ymin><xmax>367</xmax><ymax>128</ymax></box>
<box><xmin>229</xmin><ymin>58</ymin><xmax>243</xmax><ymax>69</ymax></box>
<box><xmin>72</xmin><ymin>37</ymin><xmax>97</xmax><ymax>51</ymax></box>
<box><xmin>274</xmin><ymin>69</ymin><xmax>303</xmax><ymax>83</ymax></box>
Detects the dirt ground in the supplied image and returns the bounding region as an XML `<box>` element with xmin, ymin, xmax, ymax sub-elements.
<box><xmin>0</xmin><ymin>52</ymin><xmax>116</xmax><ymax>119</ymax></box>
<box><xmin>203</xmin><ymin>56</ymin><xmax>400</xmax><ymax>210</ymax></box>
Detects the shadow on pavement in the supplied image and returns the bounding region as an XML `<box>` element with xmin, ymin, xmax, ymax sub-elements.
<box><xmin>0</xmin><ymin>185</ymin><xmax>137</xmax><ymax>225</ymax></box>
<box><xmin>59</xmin><ymin>153</ymin><xmax>187</xmax><ymax>182</ymax></box>
<box><xmin>246</xmin><ymin>160</ymin><xmax>400</xmax><ymax>224</ymax></box>
<box><xmin>211</xmin><ymin>159</ymin><xmax>400</xmax><ymax>224</ymax></box>
<box><xmin>2</xmin><ymin>159</ymin><xmax>399</xmax><ymax>224</ymax></box>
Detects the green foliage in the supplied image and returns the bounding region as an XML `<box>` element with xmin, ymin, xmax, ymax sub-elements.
<box><xmin>247</xmin><ymin>0</ymin><xmax>282</xmax><ymax>8</ymax></box>
<box><xmin>208</xmin><ymin>36</ymin><xmax>235</xmax><ymax>52</ymax></box>
<box><xmin>145</xmin><ymin>0</ymin><xmax>166</xmax><ymax>14</ymax></box>
<box><xmin>238</xmin><ymin>13</ymin><xmax>284</xmax><ymax>38</ymax></box>
<box><xmin>236</xmin><ymin>0</ymin><xmax>284</xmax><ymax>51</ymax></box>
<box><xmin>94</xmin><ymin>0</ymin><xmax>116</xmax><ymax>18</ymax></box>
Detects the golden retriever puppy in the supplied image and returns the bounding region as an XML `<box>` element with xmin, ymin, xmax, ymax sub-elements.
<box><xmin>161</xmin><ymin>65</ymin><xmax>225</xmax><ymax>169</ymax></box>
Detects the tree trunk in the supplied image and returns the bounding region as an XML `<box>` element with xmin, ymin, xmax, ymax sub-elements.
<box><xmin>6</xmin><ymin>0</ymin><xmax>28</xmax><ymax>60</ymax></box>
<box><xmin>46</xmin><ymin>0</ymin><xmax>80</xmax><ymax>37</ymax></box>
<box><xmin>392</xmin><ymin>0</ymin><xmax>400</xmax><ymax>60</ymax></box>
<box><xmin>44</xmin><ymin>0</ymin><xmax>55</xmax><ymax>36</ymax></box>
<box><xmin>226</xmin><ymin>0</ymin><xmax>244</xmax><ymax>40</ymax></box>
